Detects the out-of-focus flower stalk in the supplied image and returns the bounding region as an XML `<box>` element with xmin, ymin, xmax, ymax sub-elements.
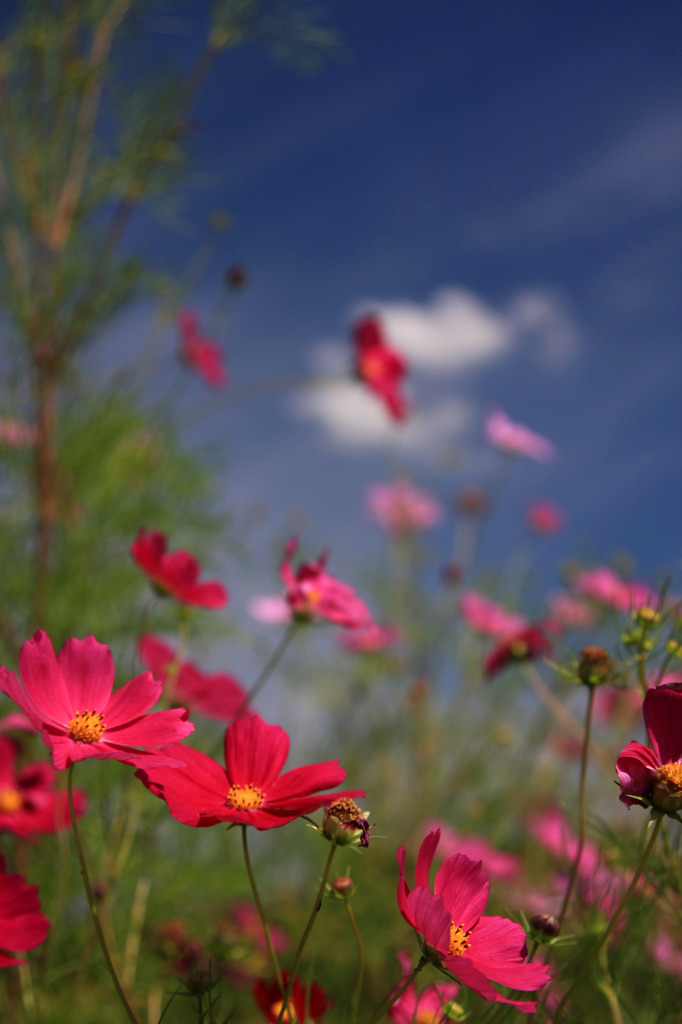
<box><xmin>557</xmin><ymin>685</ymin><xmax>596</xmax><ymax>927</ymax></box>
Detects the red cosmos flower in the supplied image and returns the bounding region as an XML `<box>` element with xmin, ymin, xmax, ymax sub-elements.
<box><xmin>136</xmin><ymin>714</ymin><xmax>364</xmax><ymax>830</ymax></box>
<box><xmin>280</xmin><ymin>538</ymin><xmax>374</xmax><ymax>629</ymax></box>
<box><xmin>0</xmin><ymin>857</ymin><xmax>50</xmax><ymax>967</ymax></box>
<box><xmin>0</xmin><ymin>735</ymin><xmax>87</xmax><ymax>838</ymax></box>
<box><xmin>177</xmin><ymin>309</ymin><xmax>228</xmax><ymax>389</ymax></box>
<box><xmin>0</xmin><ymin>631</ymin><xmax>194</xmax><ymax>770</ymax></box>
<box><xmin>253</xmin><ymin>972</ymin><xmax>332</xmax><ymax>1024</ymax></box>
<box><xmin>616</xmin><ymin>682</ymin><xmax>682</xmax><ymax>813</ymax></box>
<box><xmin>131</xmin><ymin>528</ymin><xmax>227</xmax><ymax>609</ymax></box>
<box><xmin>389</xmin><ymin>951</ymin><xmax>460</xmax><ymax>1024</ymax></box>
<box><xmin>484</xmin><ymin>625</ymin><xmax>554</xmax><ymax>677</ymax></box>
<box><xmin>526</xmin><ymin>498</ymin><xmax>565</xmax><ymax>536</ymax></box>
<box><xmin>396</xmin><ymin>830</ymin><xmax>550</xmax><ymax>1012</ymax></box>
<box><xmin>353</xmin><ymin>316</ymin><xmax>408</xmax><ymax>421</ymax></box>
<box><xmin>139</xmin><ymin>635</ymin><xmax>249</xmax><ymax>721</ymax></box>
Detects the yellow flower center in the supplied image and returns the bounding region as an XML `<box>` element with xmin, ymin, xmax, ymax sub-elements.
<box><xmin>67</xmin><ymin>710</ymin><xmax>105</xmax><ymax>743</ymax></box>
<box><xmin>658</xmin><ymin>762</ymin><xmax>682</xmax><ymax>788</ymax></box>
<box><xmin>416</xmin><ymin>1011</ymin><xmax>439</xmax><ymax>1024</ymax></box>
<box><xmin>270</xmin><ymin>1000</ymin><xmax>296</xmax><ymax>1023</ymax></box>
<box><xmin>359</xmin><ymin>352</ymin><xmax>384</xmax><ymax>382</ymax></box>
<box><xmin>509</xmin><ymin>640</ymin><xmax>529</xmax><ymax>658</ymax></box>
<box><xmin>226</xmin><ymin>783</ymin><xmax>264</xmax><ymax>810</ymax></box>
<box><xmin>448</xmin><ymin>922</ymin><xmax>472</xmax><ymax>957</ymax></box>
<box><xmin>0</xmin><ymin>787</ymin><xmax>23</xmax><ymax>813</ymax></box>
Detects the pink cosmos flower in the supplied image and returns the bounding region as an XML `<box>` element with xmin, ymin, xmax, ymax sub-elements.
<box><xmin>366</xmin><ymin>479</ymin><xmax>443</xmax><ymax>535</ymax></box>
<box><xmin>616</xmin><ymin>682</ymin><xmax>682</xmax><ymax>812</ymax></box>
<box><xmin>426</xmin><ymin>821</ymin><xmax>521</xmax><ymax>881</ymax></box>
<box><xmin>572</xmin><ymin>566</ymin><xmax>656</xmax><ymax>613</ymax></box>
<box><xmin>460</xmin><ymin>591</ymin><xmax>527</xmax><ymax>638</ymax></box>
<box><xmin>280</xmin><ymin>538</ymin><xmax>374</xmax><ymax>629</ymax></box>
<box><xmin>389</xmin><ymin>951</ymin><xmax>460</xmax><ymax>1024</ymax></box>
<box><xmin>338</xmin><ymin>622</ymin><xmax>400</xmax><ymax>653</ymax></box>
<box><xmin>177</xmin><ymin>309</ymin><xmax>227</xmax><ymax>388</ymax></box>
<box><xmin>0</xmin><ymin>419</ymin><xmax>39</xmax><ymax>447</ymax></box>
<box><xmin>0</xmin><ymin>735</ymin><xmax>87</xmax><ymax>838</ymax></box>
<box><xmin>131</xmin><ymin>528</ymin><xmax>227</xmax><ymax>609</ymax></box>
<box><xmin>396</xmin><ymin>830</ymin><xmax>550</xmax><ymax>1012</ymax></box>
<box><xmin>545</xmin><ymin>590</ymin><xmax>596</xmax><ymax>630</ymax></box>
<box><xmin>253</xmin><ymin>972</ymin><xmax>332</xmax><ymax>1023</ymax></box>
<box><xmin>650</xmin><ymin>931</ymin><xmax>682</xmax><ymax>979</ymax></box>
<box><xmin>0</xmin><ymin>631</ymin><xmax>194</xmax><ymax>770</ymax></box>
<box><xmin>0</xmin><ymin>857</ymin><xmax>50</xmax><ymax>967</ymax></box>
<box><xmin>484</xmin><ymin>625</ymin><xmax>554</xmax><ymax>677</ymax></box>
<box><xmin>484</xmin><ymin>409</ymin><xmax>556</xmax><ymax>462</ymax></box>
<box><xmin>136</xmin><ymin>713</ymin><xmax>364</xmax><ymax>830</ymax></box>
<box><xmin>353</xmin><ymin>316</ymin><xmax>408</xmax><ymax>421</ymax></box>
<box><xmin>247</xmin><ymin>595</ymin><xmax>291</xmax><ymax>626</ymax></box>
<box><xmin>526</xmin><ymin>498</ymin><xmax>565</xmax><ymax>536</ymax></box>
<box><xmin>139</xmin><ymin>635</ymin><xmax>249</xmax><ymax>721</ymax></box>
<box><xmin>592</xmin><ymin>685</ymin><xmax>641</xmax><ymax>727</ymax></box>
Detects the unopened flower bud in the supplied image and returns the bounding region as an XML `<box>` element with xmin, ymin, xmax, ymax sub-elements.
<box><xmin>225</xmin><ymin>264</ymin><xmax>248</xmax><ymax>289</ymax></box>
<box><xmin>634</xmin><ymin>606</ymin><xmax>661</xmax><ymax>628</ymax></box>
<box><xmin>529</xmin><ymin>914</ymin><xmax>561</xmax><ymax>941</ymax></box>
<box><xmin>665</xmin><ymin>639</ymin><xmax>682</xmax><ymax>659</ymax></box>
<box><xmin>441</xmin><ymin>562</ymin><xmax>463</xmax><ymax>585</ymax></box>
<box><xmin>331</xmin><ymin>875</ymin><xmax>354</xmax><ymax>895</ymax></box>
<box><xmin>455</xmin><ymin>487</ymin><xmax>491</xmax><ymax>516</ymax></box>
<box><xmin>578</xmin><ymin>646</ymin><xmax>615</xmax><ymax>686</ymax></box>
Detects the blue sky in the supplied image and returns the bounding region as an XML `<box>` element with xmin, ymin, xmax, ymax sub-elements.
<box><xmin>104</xmin><ymin>0</ymin><xmax>682</xmax><ymax>605</ymax></box>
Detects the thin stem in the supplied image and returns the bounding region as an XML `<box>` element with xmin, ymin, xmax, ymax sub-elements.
<box><xmin>67</xmin><ymin>766</ymin><xmax>140</xmax><ymax>1024</ymax></box>
<box><xmin>275</xmin><ymin>841</ymin><xmax>338</xmax><ymax>1024</ymax></box>
<box><xmin>236</xmin><ymin>623</ymin><xmax>299</xmax><ymax>716</ymax></box>
<box><xmin>557</xmin><ymin>685</ymin><xmax>596</xmax><ymax>927</ymax></box>
<box><xmin>367</xmin><ymin>958</ymin><xmax>428</xmax><ymax>1024</ymax></box>
<box><xmin>636</xmin><ymin>653</ymin><xmax>648</xmax><ymax>698</ymax></box>
<box><xmin>522</xmin><ymin>664</ymin><xmax>611</xmax><ymax>772</ymax></box>
<box><xmin>552</xmin><ymin>815</ymin><xmax>663</xmax><ymax>1023</ymax></box>
<box><xmin>240</xmin><ymin>826</ymin><xmax>285</xmax><ymax>998</ymax></box>
<box><xmin>345</xmin><ymin>902</ymin><xmax>365</xmax><ymax>1024</ymax></box>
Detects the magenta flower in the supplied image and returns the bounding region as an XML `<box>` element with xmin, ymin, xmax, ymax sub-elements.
<box><xmin>546</xmin><ymin>589</ymin><xmax>596</xmax><ymax>629</ymax></box>
<box><xmin>460</xmin><ymin>591</ymin><xmax>527</xmax><ymax>638</ymax></box>
<box><xmin>254</xmin><ymin>972</ymin><xmax>332</xmax><ymax>1023</ymax></box>
<box><xmin>572</xmin><ymin>566</ymin><xmax>656</xmax><ymax>613</ymax></box>
<box><xmin>366</xmin><ymin>478</ymin><xmax>443</xmax><ymax>535</ymax></box>
<box><xmin>525</xmin><ymin>498</ymin><xmax>565</xmax><ymax>536</ymax></box>
<box><xmin>136</xmin><ymin>714</ymin><xmax>364</xmax><ymax>830</ymax></box>
<box><xmin>338</xmin><ymin>622</ymin><xmax>400</xmax><ymax>653</ymax></box>
<box><xmin>0</xmin><ymin>857</ymin><xmax>50</xmax><ymax>967</ymax></box>
<box><xmin>484</xmin><ymin>625</ymin><xmax>554</xmax><ymax>677</ymax></box>
<box><xmin>0</xmin><ymin>418</ymin><xmax>38</xmax><ymax>447</ymax></box>
<box><xmin>0</xmin><ymin>735</ymin><xmax>87</xmax><ymax>838</ymax></box>
<box><xmin>0</xmin><ymin>631</ymin><xmax>194</xmax><ymax>770</ymax></box>
<box><xmin>177</xmin><ymin>309</ymin><xmax>228</xmax><ymax>389</ymax></box>
<box><xmin>131</xmin><ymin>528</ymin><xmax>228</xmax><ymax>609</ymax></box>
<box><xmin>426</xmin><ymin>820</ymin><xmax>521</xmax><ymax>881</ymax></box>
<box><xmin>353</xmin><ymin>316</ymin><xmax>408</xmax><ymax>421</ymax></box>
<box><xmin>616</xmin><ymin>682</ymin><xmax>682</xmax><ymax>813</ymax></box>
<box><xmin>280</xmin><ymin>538</ymin><xmax>374</xmax><ymax>629</ymax></box>
<box><xmin>484</xmin><ymin>409</ymin><xmax>555</xmax><ymax>462</ymax></box>
<box><xmin>388</xmin><ymin>951</ymin><xmax>460</xmax><ymax>1024</ymax></box>
<box><xmin>139</xmin><ymin>635</ymin><xmax>249</xmax><ymax>721</ymax></box>
<box><xmin>396</xmin><ymin>830</ymin><xmax>550</xmax><ymax>1012</ymax></box>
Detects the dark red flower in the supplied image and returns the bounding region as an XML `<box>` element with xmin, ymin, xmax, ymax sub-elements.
<box><xmin>0</xmin><ymin>856</ymin><xmax>50</xmax><ymax>967</ymax></box>
<box><xmin>136</xmin><ymin>714</ymin><xmax>364</xmax><ymax>830</ymax></box>
<box><xmin>484</xmin><ymin>626</ymin><xmax>553</xmax><ymax>677</ymax></box>
<box><xmin>139</xmin><ymin>635</ymin><xmax>249</xmax><ymax>721</ymax></box>
<box><xmin>0</xmin><ymin>735</ymin><xmax>86</xmax><ymax>838</ymax></box>
<box><xmin>178</xmin><ymin>309</ymin><xmax>227</xmax><ymax>389</ymax></box>
<box><xmin>131</xmin><ymin>528</ymin><xmax>227</xmax><ymax>609</ymax></box>
<box><xmin>616</xmin><ymin>682</ymin><xmax>682</xmax><ymax>812</ymax></box>
<box><xmin>353</xmin><ymin>316</ymin><xmax>408</xmax><ymax>421</ymax></box>
<box><xmin>253</xmin><ymin>971</ymin><xmax>332</xmax><ymax>1024</ymax></box>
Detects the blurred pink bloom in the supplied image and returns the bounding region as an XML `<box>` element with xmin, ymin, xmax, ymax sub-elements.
<box><xmin>281</xmin><ymin>538</ymin><xmax>374</xmax><ymax>629</ymax></box>
<box><xmin>526</xmin><ymin>499</ymin><xmax>565</xmax><ymax>536</ymax></box>
<box><xmin>231</xmin><ymin>901</ymin><xmax>288</xmax><ymax>955</ymax></box>
<box><xmin>353</xmin><ymin>316</ymin><xmax>408</xmax><ymax>421</ymax></box>
<box><xmin>426</xmin><ymin>820</ymin><xmax>522</xmax><ymax>881</ymax></box>
<box><xmin>388</xmin><ymin>951</ymin><xmax>460</xmax><ymax>1024</ymax></box>
<box><xmin>484</xmin><ymin>409</ymin><xmax>556</xmax><ymax>462</ymax></box>
<box><xmin>651</xmin><ymin>932</ymin><xmax>682</xmax><ymax>978</ymax></box>
<box><xmin>616</xmin><ymin>681</ymin><xmax>682</xmax><ymax>812</ymax></box>
<box><xmin>592</xmin><ymin>685</ymin><xmax>641</xmax><ymax>727</ymax></box>
<box><xmin>367</xmin><ymin>478</ymin><xmax>443</xmax><ymax>535</ymax></box>
<box><xmin>247</xmin><ymin>595</ymin><xmax>291</xmax><ymax>625</ymax></box>
<box><xmin>177</xmin><ymin>309</ymin><xmax>227</xmax><ymax>388</ymax></box>
<box><xmin>572</xmin><ymin>566</ymin><xmax>656</xmax><ymax>613</ymax></box>
<box><xmin>339</xmin><ymin>622</ymin><xmax>400</xmax><ymax>653</ymax></box>
<box><xmin>0</xmin><ymin>857</ymin><xmax>50</xmax><ymax>967</ymax></box>
<box><xmin>0</xmin><ymin>712</ymin><xmax>36</xmax><ymax>735</ymax></box>
<box><xmin>484</xmin><ymin>625</ymin><xmax>554</xmax><ymax>677</ymax></box>
<box><xmin>546</xmin><ymin>590</ymin><xmax>596</xmax><ymax>629</ymax></box>
<box><xmin>131</xmin><ymin>528</ymin><xmax>228</xmax><ymax>609</ymax></box>
<box><xmin>139</xmin><ymin>635</ymin><xmax>249</xmax><ymax>721</ymax></box>
<box><xmin>0</xmin><ymin>419</ymin><xmax>38</xmax><ymax>447</ymax></box>
<box><xmin>0</xmin><ymin>735</ymin><xmax>87</xmax><ymax>838</ymax></box>
<box><xmin>460</xmin><ymin>591</ymin><xmax>527</xmax><ymax>638</ymax></box>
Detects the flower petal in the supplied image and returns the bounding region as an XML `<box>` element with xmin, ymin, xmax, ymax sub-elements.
<box><xmin>266</xmin><ymin>761</ymin><xmax>347</xmax><ymax>802</ymax></box>
<box><xmin>57</xmin><ymin>636</ymin><xmax>115</xmax><ymax>713</ymax></box>
<box><xmin>415</xmin><ymin>829</ymin><xmax>441</xmax><ymax>889</ymax></box>
<box><xmin>104</xmin><ymin>707</ymin><xmax>193</xmax><ymax>748</ymax></box>
<box><xmin>224</xmin><ymin>716</ymin><xmax>288</xmax><ymax>788</ymax></box>
<box><xmin>136</xmin><ymin>745</ymin><xmax>229</xmax><ymax>825</ymax></box>
<box><xmin>103</xmin><ymin>672</ymin><xmax>163</xmax><ymax>727</ymax></box>
<box><xmin>16</xmin><ymin>631</ymin><xmax>72</xmax><ymax>722</ymax></box>
<box><xmin>644</xmin><ymin>683</ymin><xmax>682</xmax><ymax>765</ymax></box>
<box><xmin>435</xmin><ymin>853</ymin><xmax>490</xmax><ymax>931</ymax></box>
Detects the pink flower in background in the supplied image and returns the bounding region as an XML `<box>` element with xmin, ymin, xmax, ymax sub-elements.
<box><xmin>426</xmin><ymin>820</ymin><xmax>521</xmax><ymax>881</ymax></box>
<box><xmin>616</xmin><ymin>682</ymin><xmax>682</xmax><ymax>811</ymax></box>
<box><xmin>339</xmin><ymin>622</ymin><xmax>400</xmax><ymax>653</ymax></box>
<box><xmin>651</xmin><ymin>931</ymin><xmax>682</xmax><ymax>979</ymax></box>
<box><xmin>484</xmin><ymin>625</ymin><xmax>554</xmax><ymax>677</ymax></box>
<box><xmin>367</xmin><ymin>478</ymin><xmax>443</xmax><ymax>535</ymax></box>
<box><xmin>484</xmin><ymin>409</ymin><xmax>556</xmax><ymax>462</ymax></box>
<box><xmin>247</xmin><ymin>595</ymin><xmax>291</xmax><ymax>625</ymax></box>
<box><xmin>572</xmin><ymin>566</ymin><xmax>656</xmax><ymax>613</ymax></box>
<box><xmin>397</xmin><ymin>830</ymin><xmax>550</xmax><ymax>1012</ymax></box>
<box><xmin>526</xmin><ymin>498</ymin><xmax>565</xmax><ymax>536</ymax></box>
<box><xmin>177</xmin><ymin>309</ymin><xmax>227</xmax><ymax>388</ymax></box>
<box><xmin>460</xmin><ymin>591</ymin><xmax>527</xmax><ymax>638</ymax></box>
<box><xmin>139</xmin><ymin>635</ymin><xmax>249</xmax><ymax>721</ymax></box>
<box><xmin>353</xmin><ymin>315</ymin><xmax>408</xmax><ymax>421</ymax></box>
<box><xmin>0</xmin><ymin>419</ymin><xmax>38</xmax><ymax>447</ymax></box>
<box><xmin>230</xmin><ymin>901</ymin><xmax>289</xmax><ymax>955</ymax></box>
<box><xmin>592</xmin><ymin>685</ymin><xmax>641</xmax><ymax>727</ymax></box>
<box><xmin>0</xmin><ymin>631</ymin><xmax>194</xmax><ymax>770</ymax></box>
<box><xmin>131</xmin><ymin>528</ymin><xmax>227</xmax><ymax>608</ymax></box>
<box><xmin>388</xmin><ymin>951</ymin><xmax>460</xmax><ymax>1024</ymax></box>
<box><xmin>546</xmin><ymin>590</ymin><xmax>596</xmax><ymax>629</ymax></box>
<box><xmin>0</xmin><ymin>857</ymin><xmax>50</xmax><ymax>967</ymax></box>
<box><xmin>0</xmin><ymin>712</ymin><xmax>36</xmax><ymax>735</ymax></box>
<box><xmin>0</xmin><ymin>735</ymin><xmax>87</xmax><ymax>838</ymax></box>
<box><xmin>280</xmin><ymin>538</ymin><xmax>374</xmax><ymax>629</ymax></box>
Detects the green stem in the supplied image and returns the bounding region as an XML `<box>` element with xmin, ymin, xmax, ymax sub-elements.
<box><xmin>275</xmin><ymin>841</ymin><xmax>338</xmax><ymax>1024</ymax></box>
<box><xmin>367</xmin><ymin>958</ymin><xmax>428</xmax><ymax>1024</ymax></box>
<box><xmin>240</xmin><ymin>826</ymin><xmax>285</xmax><ymax>998</ymax></box>
<box><xmin>636</xmin><ymin>653</ymin><xmax>648</xmax><ymax>697</ymax></box>
<box><xmin>346</xmin><ymin>902</ymin><xmax>365</xmax><ymax>1024</ymax></box>
<box><xmin>552</xmin><ymin>815</ymin><xmax>663</xmax><ymax>1023</ymax></box>
<box><xmin>67</xmin><ymin>766</ymin><xmax>139</xmax><ymax>1024</ymax></box>
<box><xmin>237</xmin><ymin>623</ymin><xmax>299</xmax><ymax>716</ymax></box>
<box><xmin>557</xmin><ymin>685</ymin><xmax>596</xmax><ymax>927</ymax></box>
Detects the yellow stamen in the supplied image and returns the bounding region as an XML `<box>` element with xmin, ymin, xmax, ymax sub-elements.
<box><xmin>0</xmin><ymin>788</ymin><xmax>23</xmax><ymax>813</ymax></box>
<box><xmin>270</xmin><ymin>1000</ymin><xmax>296</xmax><ymax>1023</ymax></box>
<box><xmin>67</xmin><ymin>710</ymin><xmax>105</xmax><ymax>743</ymax></box>
<box><xmin>448</xmin><ymin>922</ymin><xmax>472</xmax><ymax>957</ymax></box>
<box><xmin>509</xmin><ymin>640</ymin><xmax>529</xmax><ymax>659</ymax></box>
<box><xmin>226</xmin><ymin>783</ymin><xmax>264</xmax><ymax>810</ymax></box>
<box><xmin>658</xmin><ymin>762</ymin><xmax>682</xmax><ymax>788</ymax></box>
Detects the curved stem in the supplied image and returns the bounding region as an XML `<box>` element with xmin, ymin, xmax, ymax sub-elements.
<box><xmin>236</xmin><ymin>623</ymin><xmax>299</xmax><ymax>716</ymax></box>
<box><xmin>367</xmin><ymin>958</ymin><xmax>428</xmax><ymax>1024</ymax></box>
<box><xmin>522</xmin><ymin>664</ymin><xmax>611</xmax><ymax>771</ymax></box>
<box><xmin>240</xmin><ymin>826</ymin><xmax>285</xmax><ymax>998</ymax></box>
<box><xmin>67</xmin><ymin>766</ymin><xmax>139</xmax><ymax>1024</ymax></box>
<box><xmin>553</xmin><ymin>815</ymin><xmax>663</xmax><ymax>1023</ymax></box>
<box><xmin>346</xmin><ymin>902</ymin><xmax>365</xmax><ymax>1024</ymax></box>
<box><xmin>557</xmin><ymin>685</ymin><xmax>596</xmax><ymax>927</ymax></box>
<box><xmin>275</xmin><ymin>841</ymin><xmax>338</xmax><ymax>1024</ymax></box>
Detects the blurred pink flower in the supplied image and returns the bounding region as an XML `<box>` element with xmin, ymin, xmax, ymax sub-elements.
<box><xmin>484</xmin><ymin>409</ymin><xmax>556</xmax><ymax>462</ymax></box>
<box><xmin>651</xmin><ymin>931</ymin><xmax>682</xmax><ymax>978</ymax></box>
<box><xmin>367</xmin><ymin>478</ymin><xmax>443</xmax><ymax>535</ymax></box>
<box><xmin>139</xmin><ymin>635</ymin><xmax>249</xmax><ymax>721</ymax></box>
<box><xmin>231</xmin><ymin>901</ymin><xmax>289</xmax><ymax>955</ymax></box>
<box><xmin>546</xmin><ymin>590</ymin><xmax>596</xmax><ymax>629</ymax></box>
<box><xmin>526</xmin><ymin>499</ymin><xmax>565</xmax><ymax>536</ymax></box>
<box><xmin>388</xmin><ymin>951</ymin><xmax>460</xmax><ymax>1024</ymax></box>
<box><xmin>484</xmin><ymin>625</ymin><xmax>554</xmax><ymax>677</ymax></box>
<box><xmin>426</xmin><ymin>820</ymin><xmax>521</xmax><ymax>880</ymax></box>
<box><xmin>338</xmin><ymin>622</ymin><xmax>400</xmax><ymax>653</ymax></box>
<box><xmin>0</xmin><ymin>419</ymin><xmax>38</xmax><ymax>447</ymax></box>
<box><xmin>0</xmin><ymin>735</ymin><xmax>87</xmax><ymax>838</ymax></box>
<box><xmin>0</xmin><ymin>857</ymin><xmax>50</xmax><ymax>967</ymax></box>
<box><xmin>572</xmin><ymin>566</ymin><xmax>656</xmax><ymax>613</ymax></box>
<box><xmin>247</xmin><ymin>595</ymin><xmax>291</xmax><ymax>625</ymax></box>
<box><xmin>460</xmin><ymin>591</ymin><xmax>527</xmax><ymax>638</ymax></box>
<box><xmin>131</xmin><ymin>528</ymin><xmax>228</xmax><ymax>609</ymax></box>
<box><xmin>353</xmin><ymin>316</ymin><xmax>408</xmax><ymax>421</ymax></box>
<box><xmin>281</xmin><ymin>538</ymin><xmax>374</xmax><ymax>629</ymax></box>
<box><xmin>592</xmin><ymin>685</ymin><xmax>641</xmax><ymax>727</ymax></box>
<box><xmin>177</xmin><ymin>309</ymin><xmax>227</xmax><ymax>388</ymax></box>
